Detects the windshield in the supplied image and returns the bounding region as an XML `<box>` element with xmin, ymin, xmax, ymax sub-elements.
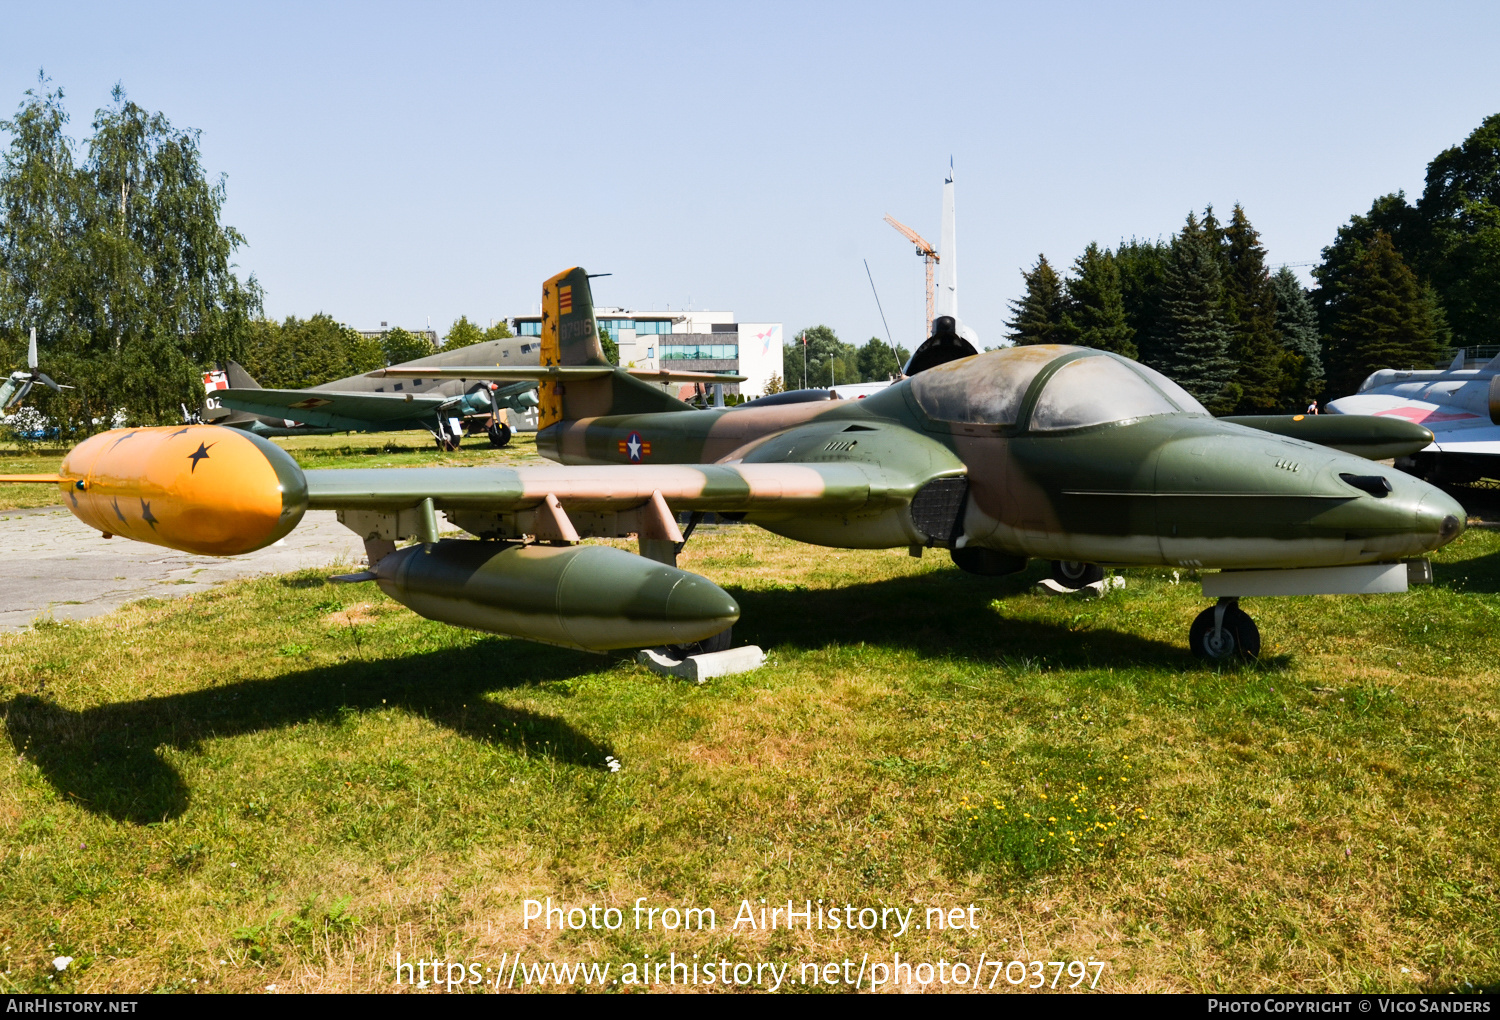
<box><xmin>1134</xmin><ymin>362</ymin><xmax>1210</xmax><ymax>415</ymax></box>
<box><xmin>1030</xmin><ymin>355</ymin><xmax>1180</xmax><ymax>431</ymax></box>
<box><xmin>910</xmin><ymin>345</ymin><xmax>1078</xmax><ymax>425</ymax></box>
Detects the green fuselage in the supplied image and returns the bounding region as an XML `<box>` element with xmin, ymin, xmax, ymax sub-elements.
<box><xmin>538</xmin><ymin>351</ymin><xmax>1464</xmax><ymax>570</ymax></box>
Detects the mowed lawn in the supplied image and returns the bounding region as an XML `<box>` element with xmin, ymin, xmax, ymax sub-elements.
<box><xmin>0</xmin><ymin>509</ymin><xmax>1497</xmax><ymax>994</ymax></box>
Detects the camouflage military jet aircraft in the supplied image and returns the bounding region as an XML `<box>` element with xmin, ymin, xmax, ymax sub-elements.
<box><xmin>0</xmin><ymin>268</ymin><xmax>1461</xmax><ymax>661</ymax></box>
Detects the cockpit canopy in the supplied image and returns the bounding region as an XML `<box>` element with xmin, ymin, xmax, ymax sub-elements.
<box><xmin>909</xmin><ymin>345</ymin><xmax>1208</xmax><ymax>430</ymax></box>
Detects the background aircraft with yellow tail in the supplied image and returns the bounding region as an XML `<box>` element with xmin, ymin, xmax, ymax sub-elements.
<box><xmin>0</xmin><ymin>267</ymin><xmax>1453</xmax><ymax>661</ymax></box>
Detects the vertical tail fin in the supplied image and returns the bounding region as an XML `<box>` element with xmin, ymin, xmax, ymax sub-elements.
<box><xmin>203</xmin><ymin>360</ymin><xmax>264</xmax><ymax>425</ymax></box>
<box><xmin>537</xmin><ymin>267</ymin><xmax>689</xmax><ymax>429</ymax></box>
<box><xmin>541</xmin><ymin>267</ymin><xmax>607</xmax><ymax>369</ymax></box>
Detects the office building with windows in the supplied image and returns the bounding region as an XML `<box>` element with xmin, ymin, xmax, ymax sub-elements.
<box><xmin>511</xmin><ymin>308</ymin><xmax>783</xmax><ymax>398</ymax></box>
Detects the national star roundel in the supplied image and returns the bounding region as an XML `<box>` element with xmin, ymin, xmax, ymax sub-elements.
<box><xmin>617</xmin><ymin>430</ymin><xmax>652</xmax><ymax>463</ymax></box>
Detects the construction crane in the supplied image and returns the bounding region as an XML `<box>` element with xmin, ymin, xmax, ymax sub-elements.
<box><xmin>884</xmin><ymin>214</ymin><xmax>939</xmax><ymax>337</ymax></box>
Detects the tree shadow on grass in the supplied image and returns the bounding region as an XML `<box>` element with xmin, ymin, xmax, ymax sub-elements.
<box><xmin>2</xmin><ymin>641</ymin><xmax>609</xmax><ymax>825</ymax></box>
<box><xmin>1434</xmin><ymin>544</ymin><xmax>1500</xmax><ymax>594</ymax></box>
<box><xmin>728</xmin><ymin>564</ymin><xmax>1200</xmax><ymax>670</ymax></box>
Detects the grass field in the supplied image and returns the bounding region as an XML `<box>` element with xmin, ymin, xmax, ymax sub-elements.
<box><xmin>1</xmin><ymin>503</ymin><xmax>1498</xmax><ymax>993</ymax></box>
<box><xmin>0</xmin><ymin>430</ymin><xmax>541</xmax><ymax>511</ymax></box>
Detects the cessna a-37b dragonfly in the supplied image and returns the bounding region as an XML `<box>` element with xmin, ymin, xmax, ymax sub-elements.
<box><xmin>0</xmin><ymin>268</ymin><xmax>1461</xmax><ymax>661</ymax></box>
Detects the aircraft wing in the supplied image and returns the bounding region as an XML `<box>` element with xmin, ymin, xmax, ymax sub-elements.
<box><xmin>375</xmin><ymin>365</ymin><xmax>748</xmax><ymax>385</ymax></box>
<box><xmin>220</xmin><ymin>387</ymin><xmax>448</xmax><ymax>428</ymax></box>
<box><xmin>304</xmin><ymin>461</ymin><xmax>916</xmax><ymax>513</ymax></box>
<box><xmin>1428</xmin><ymin>424</ymin><xmax>1500</xmax><ymax>456</ymax></box>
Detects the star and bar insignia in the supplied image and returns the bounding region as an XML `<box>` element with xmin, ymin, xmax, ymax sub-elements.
<box><xmin>618</xmin><ymin>430</ymin><xmax>651</xmax><ymax>463</ymax></box>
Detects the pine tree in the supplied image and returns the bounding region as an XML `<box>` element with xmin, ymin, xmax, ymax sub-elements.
<box><xmin>1114</xmin><ymin>238</ymin><xmax>1172</xmax><ymax>368</ymax></box>
<box><xmin>1312</xmin><ymin>191</ymin><xmax>1424</xmax><ymax>336</ymax></box>
<box><xmin>1058</xmin><ymin>243</ymin><xmax>1136</xmax><ymax>357</ymax></box>
<box><xmin>1222</xmin><ymin>204</ymin><xmax>1288</xmax><ymax>412</ymax></box>
<box><xmin>1004</xmin><ymin>255</ymin><xmax>1065</xmax><ymax>344</ymax></box>
<box><xmin>1271</xmin><ymin>268</ymin><xmax>1324</xmax><ymax>408</ymax></box>
<box><xmin>1156</xmin><ymin>212</ymin><xmax>1240</xmax><ymax>414</ymax></box>
<box><xmin>1416</xmin><ymin>113</ymin><xmax>1500</xmax><ymax>347</ymax></box>
<box><xmin>1324</xmin><ymin>231</ymin><xmax>1448</xmax><ymax>395</ymax></box>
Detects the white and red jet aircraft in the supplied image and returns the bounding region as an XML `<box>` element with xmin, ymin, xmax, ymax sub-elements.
<box><xmin>1328</xmin><ymin>349</ymin><xmax>1500</xmax><ymax>482</ymax></box>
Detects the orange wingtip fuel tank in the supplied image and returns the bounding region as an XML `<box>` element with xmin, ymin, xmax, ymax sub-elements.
<box><xmin>54</xmin><ymin>425</ymin><xmax>308</xmax><ymax>556</ymax></box>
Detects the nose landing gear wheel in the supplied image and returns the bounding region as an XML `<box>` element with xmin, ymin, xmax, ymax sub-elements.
<box><xmin>1050</xmin><ymin>560</ymin><xmax>1104</xmax><ymax>589</ymax></box>
<box><xmin>1189</xmin><ymin>598</ymin><xmax>1260</xmax><ymax>661</ymax></box>
<box><xmin>487</xmin><ymin>422</ymin><xmax>512</xmax><ymax>448</ymax></box>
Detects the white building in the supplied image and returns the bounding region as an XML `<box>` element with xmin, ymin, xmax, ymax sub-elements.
<box><xmin>511</xmin><ymin>308</ymin><xmax>784</xmax><ymax>399</ymax></box>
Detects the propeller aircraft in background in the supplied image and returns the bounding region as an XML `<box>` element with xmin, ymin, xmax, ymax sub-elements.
<box><xmin>1</xmin><ymin>328</ymin><xmax>71</xmax><ymax>412</ymax></box>
<box><xmin>0</xmin><ymin>269</ymin><xmax>1461</xmax><ymax>662</ymax></box>
<box><xmin>202</xmin><ymin>337</ymin><xmax>549</xmax><ymax>450</ymax></box>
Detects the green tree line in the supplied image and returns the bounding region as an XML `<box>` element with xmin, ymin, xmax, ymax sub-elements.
<box><xmin>1007</xmin><ymin>112</ymin><xmax>1500</xmax><ymax>409</ymax></box>
<box><xmin>781</xmin><ymin>327</ymin><xmax>910</xmax><ymax>390</ymax></box>
<box><xmin>1006</xmin><ymin>205</ymin><xmax>1324</xmax><ymax>414</ymax></box>
<box><xmin>0</xmin><ymin>77</ymin><xmax>520</xmax><ymax>428</ymax></box>
<box><xmin>0</xmin><ymin>78</ymin><xmax>258</xmax><ymax>432</ymax></box>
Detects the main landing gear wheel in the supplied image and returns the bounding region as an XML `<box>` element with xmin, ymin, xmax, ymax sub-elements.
<box><xmin>665</xmin><ymin>627</ymin><xmax>733</xmax><ymax>660</ymax></box>
<box><xmin>1050</xmin><ymin>560</ymin><xmax>1104</xmax><ymax>589</ymax></box>
<box><xmin>1189</xmin><ymin>598</ymin><xmax>1261</xmax><ymax>661</ymax></box>
<box><xmin>487</xmin><ymin>422</ymin><xmax>512</xmax><ymax>448</ymax></box>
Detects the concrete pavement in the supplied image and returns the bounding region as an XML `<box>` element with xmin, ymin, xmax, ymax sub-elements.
<box><xmin>0</xmin><ymin>506</ymin><xmax>366</xmax><ymax>631</ymax></box>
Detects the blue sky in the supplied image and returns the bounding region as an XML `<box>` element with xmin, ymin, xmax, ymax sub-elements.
<box><xmin>5</xmin><ymin>1</ymin><xmax>1498</xmax><ymax>349</ymax></box>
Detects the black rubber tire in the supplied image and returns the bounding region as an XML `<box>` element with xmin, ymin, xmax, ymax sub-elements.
<box><xmin>1050</xmin><ymin>560</ymin><xmax>1105</xmax><ymax>589</ymax></box>
<box><xmin>951</xmin><ymin>547</ymin><xmax>1028</xmax><ymax>576</ymax></box>
<box><xmin>666</xmin><ymin>627</ymin><xmax>732</xmax><ymax>659</ymax></box>
<box><xmin>1189</xmin><ymin>604</ymin><xmax>1261</xmax><ymax>661</ymax></box>
<box><xmin>488</xmin><ymin>422</ymin><xmax>512</xmax><ymax>448</ymax></box>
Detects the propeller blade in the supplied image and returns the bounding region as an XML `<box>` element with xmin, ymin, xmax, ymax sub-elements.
<box><xmin>27</xmin><ymin>327</ymin><xmax>37</xmax><ymax>371</ymax></box>
<box><xmin>37</xmin><ymin>373</ymin><xmax>65</xmax><ymax>393</ymax></box>
<box><xmin>14</xmin><ymin>380</ymin><xmax>33</xmax><ymax>403</ymax></box>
